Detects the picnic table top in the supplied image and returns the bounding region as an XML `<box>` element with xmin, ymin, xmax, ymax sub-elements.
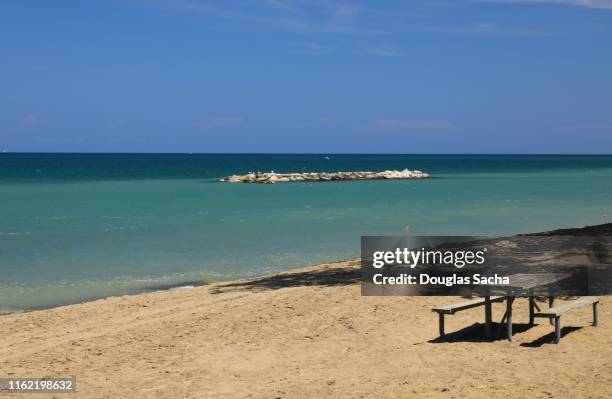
<box><xmin>486</xmin><ymin>272</ymin><xmax>572</xmax><ymax>294</ymax></box>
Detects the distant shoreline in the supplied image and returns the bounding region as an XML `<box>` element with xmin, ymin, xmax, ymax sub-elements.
<box><xmin>3</xmin><ymin>152</ymin><xmax>612</xmax><ymax>155</ymax></box>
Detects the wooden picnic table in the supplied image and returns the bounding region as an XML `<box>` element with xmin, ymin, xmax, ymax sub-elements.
<box><xmin>482</xmin><ymin>272</ymin><xmax>571</xmax><ymax>340</ymax></box>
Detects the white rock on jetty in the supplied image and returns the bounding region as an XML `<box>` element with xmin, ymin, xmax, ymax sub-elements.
<box><xmin>223</xmin><ymin>169</ymin><xmax>430</xmax><ymax>183</ymax></box>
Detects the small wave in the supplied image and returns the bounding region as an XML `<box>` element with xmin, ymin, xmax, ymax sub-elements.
<box><xmin>0</xmin><ymin>309</ymin><xmax>25</xmax><ymax>315</ymax></box>
<box><xmin>0</xmin><ymin>232</ymin><xmax>32</xmax><ymax>236</ymax></box>
<box><xmin>103</xmin><ymin>225</ymin><xmax>140</xmax><ymax>232</ymax></box>
<box><xmin>155</xmin><ymin>285</ymin><xmax>195</xmax><ymax>293</ymax></box>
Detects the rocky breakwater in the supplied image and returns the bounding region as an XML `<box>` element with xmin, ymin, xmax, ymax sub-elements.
<box><xmin>223</xmin><ymin>169</ymin><xmax>430</xmax><ymax>183</ymax></box>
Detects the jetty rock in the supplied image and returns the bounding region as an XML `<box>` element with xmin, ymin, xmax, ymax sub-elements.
<box><xmin>223</xmin><ymin>169</ymin><xmax>430</xmax><ymax>183</ymax></box>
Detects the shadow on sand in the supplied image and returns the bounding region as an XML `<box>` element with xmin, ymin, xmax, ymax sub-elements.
<box><xmin>428</xmin><ymin>322</ymin><xmax>533</xmax><ymax>343</ymax></box>
<box><xmin>427</xmin><ymin>322</ymin><xmax>584</xmax><ymax>346</ymax></box>
<box><xmin>519</xmin><ymin>326</ymin><xmax>583</xmax><ymax>347</ymax></box>
<box><xmin>209</xmin><ymin>264</ymin><xmax>360</xmax><ymax>294</ymax></box>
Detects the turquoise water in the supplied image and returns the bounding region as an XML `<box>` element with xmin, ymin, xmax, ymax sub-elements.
<box><xmin>1</xmin><ymin>154</ymin><xmax>612</xmax><ymax>312</ymax></box>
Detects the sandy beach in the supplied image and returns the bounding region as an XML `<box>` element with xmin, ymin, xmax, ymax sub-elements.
<box><xmin>1</xmin><ymin>259</ymin><xmax>610</xmax><ymax>398</ymax></box>
<box><xmin>5</xmin><ymin>0</ymin><xmax>612</xmax><ymax>397</ymax></box>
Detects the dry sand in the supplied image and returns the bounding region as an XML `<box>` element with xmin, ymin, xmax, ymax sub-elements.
<box><xmin>1</xmin><ymin>259</ymin><xmax>610</xmax><ymax>398</ymax></box>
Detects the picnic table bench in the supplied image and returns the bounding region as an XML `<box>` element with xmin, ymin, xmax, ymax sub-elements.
<box><xmin>433</xmin><ymin>296</ymin><xmax>505</xmax><ymax>336</ymax></box>
<box><xmin>534</xmin><ymin>296</ymin><xmax>599</xmax><ymax>343</ymax></box>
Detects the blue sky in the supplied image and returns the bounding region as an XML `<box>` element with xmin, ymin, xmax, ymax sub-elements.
<box><xmin>2</xmin><ymin>0</ymin><xmax>612</xmax><ymax>153</ymax></box>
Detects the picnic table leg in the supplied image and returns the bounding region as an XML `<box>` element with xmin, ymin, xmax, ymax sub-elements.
<box><xmin>528</xmin><ymin>291</ymin><xmax>535</xmax><ymax>326</ymax></box>
<box><xmin>554</xmin><ymin>316</ymin><xmax>561</xmax><ymax>344</ymax></box>
<box><xmin>484</xmin><ymin>296</ymin><xmax>492</xmax><ymax>338</ymax></box>
<box><xmin>438</xmin><ymin>313</ymin><xmax>445</xmax><ymax>337</ymax></box>
<box><xmin>506</xmin><ymin>296</ymin><xmax>514</xmax><ymax>341</ymax></box>
<box><xmin>548</xmin><ymin>296</ymin><xmax>555</xmax><ymax>325</ymax></box>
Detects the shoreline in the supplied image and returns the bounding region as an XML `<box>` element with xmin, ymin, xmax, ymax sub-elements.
<box><xmin>0</xmin><ymin>257</ymin><xmax>360</xmax><ymax>316</ymax></box>
<box><xmin>3</xmin><ymin>222</ymin><xmax>611</xmax><ymax>316</ymax></box>
<box><xmin>0</xmin><ymin>279</ymin><xmax>212</xmax><ymax>316</ymax></box>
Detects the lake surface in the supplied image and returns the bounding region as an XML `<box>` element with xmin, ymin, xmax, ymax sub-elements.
<box><xmin>1</xmin><ymin>154</ymin><xmax>612</xmax><ymax>312</ymax></box>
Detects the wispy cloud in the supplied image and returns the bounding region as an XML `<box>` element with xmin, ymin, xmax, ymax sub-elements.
<box><xmin>264</xmin><ymin>0</ymin><xmax>301</xmax><ymax>14</ymax></box>
<box><xmin>104</xmin><ymin>120</ymin><xmax>125</xmax><ymax>129</ymax></box>
<box><xmin>169</xmin><ymin>0</ymin><xmax>372</xmax><ymax>35</ymax></box>
<box><xmin>362</xmin><ymin>119</ymin><xmax>454</xmax><ymax>131</ymax></box>
<box><xmin>359</xmin><ymin>44</ymin><xmax>405</xmax><ymax>57</ymax></box>
<box><xmin>474</xmin><ymin>0</ymin><xmax>612</xmax><ymax>10</ymax></box>
<box><xmin>412</xmin><ymin>22</ymin><xmax>547</xmax><ymax>35</ymax></box>
<box><xmin>165</xmin><ymin>1</ymin><xmax>544</xmax><ymax>36</ymax></box>
<box><xmin>431</xmin><ymin>22</ymin><xmax>500</xmax><ymax>34</ymax></box>
<box><xmin>295</xmin><ymin>41</ymin><xmax>332</xmax><ymax>55</ymax></box>
<box><xmin>199</xmin><ymin>116</ymin><xmax>243</xmax><ymax>128</ymax></box>
<box><xmin>21</xmin><ymin>114</ymin><xmax>40</xmax><ymax>126</ymax></box>
<box><xmin>153</xmin><ymin>0</ymin><xmax>550</xmax><ymax>61</ymax></box>
<box><xmin>283</xmin><ymin>116</ymin><xmax>335</xmax><ymax>129</ymax></box>
<box><xmin>560</xmin><ymin>122</ymin><xmax>612</xmax><ymax>132</ymax></box>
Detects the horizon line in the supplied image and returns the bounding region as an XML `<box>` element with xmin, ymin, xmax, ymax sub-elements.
<box><xmin>2</xmin><ymin>152</ymin><xmax>612</xmax><ymax>156</ymax></box>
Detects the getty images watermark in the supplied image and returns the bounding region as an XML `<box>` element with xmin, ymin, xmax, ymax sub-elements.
<box><xmin>361</xmin><ymin>235</ymin><xmax>612</xmax><ymax>296</ymax></box>
<box><xmin>0</xmin><ymin>378</ymin><xmax>76</xmax><ymax>393</ymax></box>
<box><xmin>370</xmin><ymin>246</ymin><xmax>509</xmax><ymax>286</ymax></box>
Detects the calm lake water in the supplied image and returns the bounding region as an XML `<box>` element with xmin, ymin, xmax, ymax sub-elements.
<box><xmin>1</xmin><ymin>154</ymin><xmax>612</xmax><ymax>312</ymax></box>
